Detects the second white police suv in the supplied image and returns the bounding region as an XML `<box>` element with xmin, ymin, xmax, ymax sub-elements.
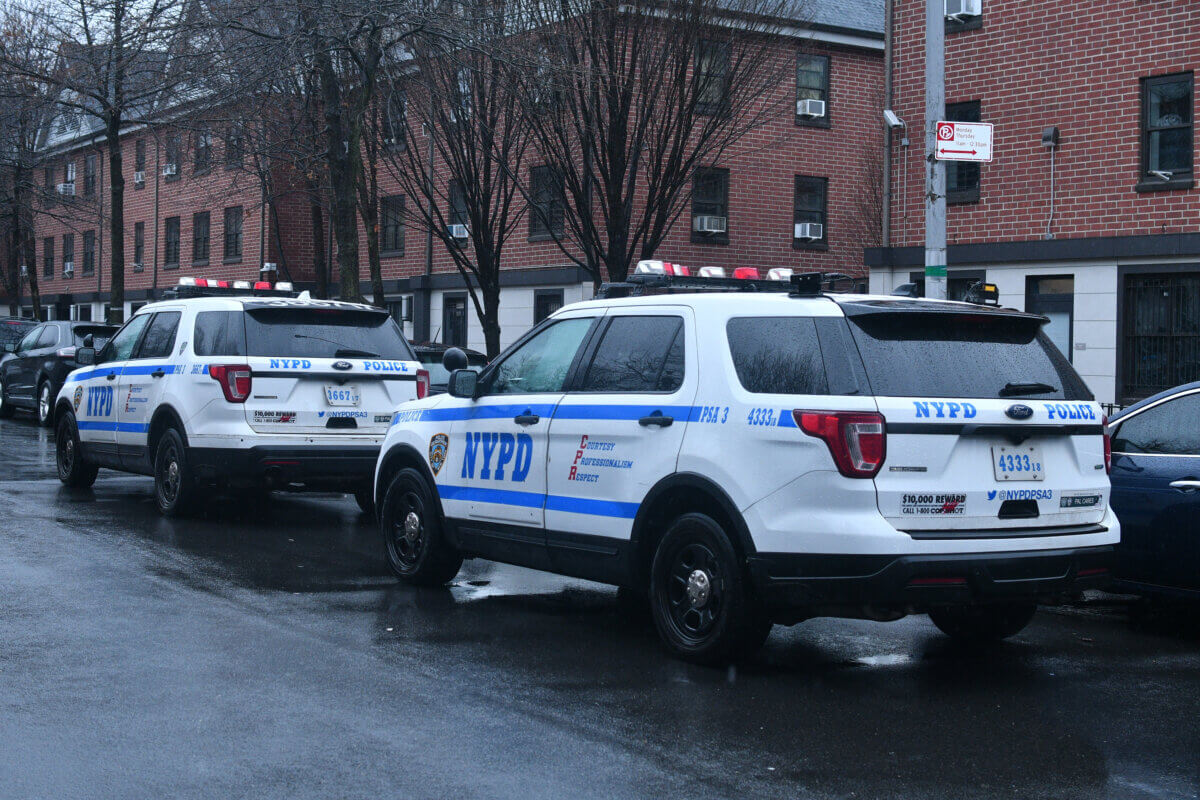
<box><xmin>374</xmin><ymin>263</ymin><xmax>1119</xmax><ymax>663</ymax></box>
<box><xmin>54</xmin><ymin>278</ymin><xmax>425</xmax><ymax>515</ymax></box>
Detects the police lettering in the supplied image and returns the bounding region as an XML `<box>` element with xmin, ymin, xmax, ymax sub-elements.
<box><xmin>1043</xmin><ymin>403</ymin><xmax>1096</xmax><ymax>421</ymax></box>
<box><xmin>362</xmin><ymin>360</ymin><xmax>409</xmax><ymax>373</ymax></box>
<box><xmin>461</xmin><ymin>432</ymin><xmax>533</xmax><ymax>482</ymax></box>
<box><xmin>913</xmin><ymin>400</ymin><xmax>977</xmax><ymax>419</ymax></box>
<box><xmin>86</xmin><ymin>385</ymin><xmax>114</xmax><ymax>416</ymax></box>
<box><xmin>269</xmin><ymin>358</ymin><xmax>312</xmax><ymax>369</ymax></box>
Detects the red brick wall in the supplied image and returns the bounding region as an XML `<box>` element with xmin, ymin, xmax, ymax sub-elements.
<box><xmin>888</xmin><ymin>0</ymin><xmax>1199</xmax><ymax>248</ymax></box>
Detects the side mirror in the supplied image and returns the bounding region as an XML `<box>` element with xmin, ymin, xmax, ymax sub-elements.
<box><xmin>75</xmin><ymin>347</ymin><xmax>96</xmax><ymax>366</ymax></box>
<box><xmin>447</xmin><ymin>369</ymin><xmax>478</xmax><ymax>399</ymax></box>
<box><xmin>82</xmin><ymin>333</ymin><xmax>94</xmax><ymax>347</ymax></box>
<box><xmin>442</xmin><ymin>347</ymin><xmax>469</xmax><ymax>373</ymax></box>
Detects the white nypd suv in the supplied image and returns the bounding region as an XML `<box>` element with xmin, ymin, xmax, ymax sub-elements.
<box><xmin>372</xmin><ymin>267</ymin><xmax>1117</xmax><ymax>663</ymax></box>
<box><xmin>54</xmin><ymin>279</ymin><xmax>425</xmax><ymax>516</ymax></box>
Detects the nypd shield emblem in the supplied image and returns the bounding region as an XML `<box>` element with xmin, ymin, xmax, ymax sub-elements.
<box><xmin>72</xmin><ymin>386</ymin><xmax>83</xmax><ymax>412</ymax></box>
<box><xmin>428</xmin><ymin>433</ymin><xmax>449</xmax><ymax>476</ymax></box>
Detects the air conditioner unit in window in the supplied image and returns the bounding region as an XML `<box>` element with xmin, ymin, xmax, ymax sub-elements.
<box><xmin>794</xmin><ymin>222</ymin><xmax>824</xmax><ymax>241</ymax></box>
<box><xmin>693</xmin><ymin>215</ymin><xmax>728</xmax><ymax>234</ymax></box>
<box><xmin>944</xmin><ymin>0</ymin><xmax>981</xmax><ymax>19</ymax></box>
<box><xmin>448</xmin><ymin>223</ymin><xmax>469</xmax><ymax>240</ymax></box>
<box><xmin>63</xmin><ymin>262</ymin><xmax>74</xmax><ymax>277</ymax></box>
<box><xmin>796</xmin><ymin>99</ymin><xmax>827</xmax><ymax>118</ymax></box>
<box><xmin>401</xmin><ymin>295</ymin><xmax>414</xmax><ymax>321</ymax></box>
<box><xmin>133</xmin><ymin>170</ymin><xmax>146</xmax><ymax>183</ymax></box>
<box><xmin>56</xmin><ymin>182</ymin><xmax>75</xmax><ymax>196</ymax></box>
<box><xmin>162</xmin><ymin>163</ymin><xmax>177</xmax><ymax>177</ymax></box>
<box><xmin>132</xmin><ymin>262</ymin><xmax>144</xmax><ymax>273</ymax></box>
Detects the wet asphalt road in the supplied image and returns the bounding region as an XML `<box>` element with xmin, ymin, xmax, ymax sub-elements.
<box><xmin>1</xmin><ymin>415</ymin><xmax>1198</xmax><ymax>799</ymax></box>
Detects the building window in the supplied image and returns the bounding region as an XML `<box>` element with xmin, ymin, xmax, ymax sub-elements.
<box><xmin>695</xmin><ymin>40</ymin><xmax>730</xmax><ymax>116</ymax></box>
<box><xmin>946</xmin><ymin>2</ymin><xmax>983</xmax><ymax>34</ymax></box>
<box><xmin>165</xmin><ymin>134</ymin><xmax>181</xmax><ymax>180</ymax></box>
<box><xmin>164</xmin><ymin>216</ymin><xmax>181</xmax><ymax>267</ymax></box>
<box><xmin>194</xmin><ymin>128</ymin><xmax>212</xmax><ymax>172</ymax></box>
<box><xmin>448</xmin><ymin>179</ymin><xmax>469</xmax><ymax>244</ymax></box>
<box><xmin>62</xmin><ymin>234</ymin><xmax>74</xmax><ymax>275</ymax></box>
<box><xmin>454</xmin><ymin>69</ymin><xmax>472</xmax><ymax>123</ymax></box>
<box><xmin>442</xmin><ymin>294</ymin><xmax>468</xmax><ymax>348</ymax></box>
<box><xmin>691</xmin><ymin>167</ymin><xmax>729</xmax><ymax>245</ymax></box>
<box><xmin>1139</xmin><ymin>73</ymin><xmax>1194</xmax><ymax>191</ymax></box>
<box><xmin>793</xmin><ymin>175</ymin><xmax>828</xmax><ymax>249</ymax></box>
<box><xmin>135</xmin><ymin>138</ymin><xmax>146</xmax><ymax>188</ymax></box>
<box><xmin>946</xmin><ymin>101</ymin><xmax>981</xmax><ymax>204</ymax></box>
<box><xmin>381</xmin><ymin>91</ymin><xmax>406</xmax><ymax>148</ymax></box>
<box><xmin>193</xmin><ymin>211</ymin><xmax>210</xmax><ymax>263</ymax></box>
<box><xmin>84</xmin><ymin>154</ymin><xmax>97</xmax><ymax>197</ymax></box>
<box><xmin>224</xmin><ymin>124</ymin><xmax>244</xmax><ymax>168</ymax></box>
<box><xmin>1026</xmin><ymin>276</ymin><xmax>1074</xmax><ymax>362</ymax></box>
<box><xmin>1120</xmin><ymin>271</ymin><xmax>1200</xmax><ymax>401</ymax></box>
<box><xmin>65</xmin><ymin>161</ymin><xmax>76</xmax><ymax>188</ymax></box>
<box><xmin>381</xmin><ymin>195</ymin><xmax>405</xmax><ymax>254</ymax></box>
<box><xmin>533</xmin><ymin>289</ymin><xmax>564</xmax><ymax>324</ymax></box>
<box><xmin>42</xmin><ymin>237</ymin><xmax>53</xmax><ymax>279</ymax></box>
<box><xmin>795</xmin><ymin>53</ymin><xmax>830</xmax><ymax>127</ymax></box>
<box><xmin>82</xmin><ymin>230</ymin><xmax>96</xmax><ymax>276</ymax></box>
<box><xmin>134</xmin><ymin>221</ymin><xmax>145</xmax><ymax>271</ymax></box>
<box><xmin>529</xmin><ymin>165</ymin><xmax>564</xmax><ymax>240</ymax></box>
<box><xmin>223</xmin><ymin>206</ymin><xmax>243</xmax><ymax>260</ymax></box>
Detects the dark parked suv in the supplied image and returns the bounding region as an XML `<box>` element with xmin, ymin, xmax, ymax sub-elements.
<box><xmin>0</xmin><ymin>321</ymin><xmax>116</xmax><ymax>426</ymax></box>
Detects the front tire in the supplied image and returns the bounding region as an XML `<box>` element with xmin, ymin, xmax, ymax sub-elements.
<box><xmin>380</xmin><ymin>468</ymin><xmax>462</xmax><ymax>585</ymax></box>
<box><xmin>56</xmin><ymin>412</ymin><xmax>98</xmax><ymax>487</ymax></box>
<box><xmin>649</xmin><ymin>513</ymin><xmax>771</xmax><ymax>664</ymax></box>
<box><xmin>36</xmin><ymin>380</ymin><xmax>53</xmax><ymax>427</ymax></box>
<box><xmin>154</xmin><ymin>428</ymin><xmax>197</xmax><ymax>517</ymax></box>
<box><xmin>928</xmin><ymin>602</ymin><xmax>1037</xmax><ymax>642</ymax></box>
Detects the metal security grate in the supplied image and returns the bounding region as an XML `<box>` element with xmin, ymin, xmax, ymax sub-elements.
<box><xmin>1121</xmin><ymin>272</ymin><xmax>1200</xmax><ymax>402</ymax></box>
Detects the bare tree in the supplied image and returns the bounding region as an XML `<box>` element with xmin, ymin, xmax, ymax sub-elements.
<box><xmin>381</xmin><ymin>0</ymin><xmax>532</xmax><ymax>357</ymax></box>
<box><xmin>515</xmin><ymin>0</ymin><xmax>798</xmax><ymax>284</ymax></box>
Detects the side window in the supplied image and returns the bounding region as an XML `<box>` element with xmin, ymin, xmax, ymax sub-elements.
<box><xmin>102</xmin><ymin>314</ymin><xmax>152</xmax><ymax>363</ymax></box>
<box><xmin>487</xmin><ymin>318</ymin><xmax>593</xmax><ymax>395</ymax></box>
<box><xmin>194</xmin><ymin>311</ymin><xmax>246</xmax><ymax>356</ymax></box>
<box><xmin>36</xmin><ymin>326</ymin><xmax>60</xmax><ymax>348</ymax></box>
<box><xmin>578</xmin><ymin>316</ymin><xmax>685</xmax><ymax>393</ymax></box>
<box><xmin>727</xmin><ymin>317</ymin><xmax>828</xmax><ymax>395</ymax></box>
<box><xmin>17</xmin><ymin>327</ymin><xmax>43</xmax><ymax>353</ymax></box>
<box><xmin>1112</xmin><ymin>394</ymin><xmax>1200</xmax><ymax>455</ymax></box>
<box><xmin>135</xmin><ymin>312</ymin><xmax>182</xmax><ymax>360</ymax></box>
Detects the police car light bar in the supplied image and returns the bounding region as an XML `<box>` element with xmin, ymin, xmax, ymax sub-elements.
<box><xmin>168</xmin><ymin>277</ymin><xmax>300</xmax><ymax>299</ymax></box>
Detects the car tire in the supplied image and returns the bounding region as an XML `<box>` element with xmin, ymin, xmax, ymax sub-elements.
<box><xmin>36</xmin><ymin>380</ymin><xmax>54</xmax><ymax>428</ymax></box>
<box><xmin>0</xmin><ymin>380</ymin><xmax>14</xmax><ymax>419</ymax></box>
<box><xmin>56</xmin><ymin>412</ymin><xmax>98</xmax><ymax>488</ymax></box>
<box><xmin>354</xmin><ymin>483</ymin><xmax>375</xmax><ymax>516</ymax></box>
<box><xmin>928</xmin><ymin>602</ymin><xmax>1037</xmax><ymax>643</ymax></box>
<box><xmin>649</xmin><ymin>512</ymin><xmax>771</xmax><ymax>665</ymax></box>
<box><xmin>154</xmin><ymin>428</ymin><xmax>197</xmax><ymax>517</ymax></box>
<box><xmin>380</xmin><ymin>467</ymin><xmax>462</xmax><ymax>586</ymax></box>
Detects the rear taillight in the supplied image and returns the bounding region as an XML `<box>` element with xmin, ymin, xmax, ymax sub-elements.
<box><xmin>795</xmin><ymin>410</ymin><xmax>886</xmax><ymax>478</ymax></box>
<box><xmin>416</xmin><ymin>368</ymin><xmax>430</xmax><ymax>399</ymax></box>
<box><xmin>208</xmin><ymin>364</ymin><xmax>252</xmax><ymax>403</ymax></box>
<box><xmin>1102</xmin><ymin>414</ymin><xmax>1112</xmax><ymax>474</ymax></box>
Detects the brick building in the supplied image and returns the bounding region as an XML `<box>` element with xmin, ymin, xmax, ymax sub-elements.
<box><xmin>28</xmin><ymin>0</ymin><xmax>885</xmax><ymax>354</ymax></box>
<box><xmin>868</xmin><ymin>0</ymin><xmax>1199</xmax><ymax>405</ymax></box>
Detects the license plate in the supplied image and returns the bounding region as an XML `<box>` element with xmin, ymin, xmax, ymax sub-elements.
<box><xmin>992</xmin><ymin>444</ymin><xmax>1044</xmax><ymax>481</ymax></box>
<box><xmin>324</xmin><ymin>384</ymin><xmax>360</xmax><ymax>406</ymax></box>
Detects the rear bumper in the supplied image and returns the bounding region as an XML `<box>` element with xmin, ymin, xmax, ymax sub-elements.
<box><xmin>747</xmin><ymin>545</ymin><xmax>1114</xmax><ymax>616</ymax></box>
<box><xmin>189</xmin><ymin>445</ymin><xmax>380</xmax><ymax>488</ymax></box>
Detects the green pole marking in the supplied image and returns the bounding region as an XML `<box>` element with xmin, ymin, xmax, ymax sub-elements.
<box><xmin>924</xmin><ymin>265</ymin><xmax>948</xmax><ymax>278</ymax></box>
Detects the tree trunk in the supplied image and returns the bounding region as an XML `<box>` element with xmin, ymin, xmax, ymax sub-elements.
<box><xmin>309</xmin><ymin>196</ymin><xmax>327</xmax><ymax>298</ymax></box>
<box><xmin>12</xmin><ymin>168</ymin><xmax>41</xmax><ymax>320</ymax></box>
<box><xmin>106</xmin><ymin>113</ymin><xmax>126</xmax><ymax>323</ymax></box>
<box><xmin>358</xmin><ymin>147</ymin><xmax>385</xmax><ymax>307</ymax></box>
<box><xmin>482</xmin><ymin>284</ymin><xmax>501</xmax><ymax>359</ymax></box>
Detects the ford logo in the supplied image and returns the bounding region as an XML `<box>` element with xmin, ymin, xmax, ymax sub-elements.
<box><xmin>1005</xmin><ymin>404</ymin><xmax>1034</xmax><ymax>420</ymax></box>
<box><xmin>332</xmin><ymin>361</ymin><xmax>353</xmax><ymax>371</ymax></box>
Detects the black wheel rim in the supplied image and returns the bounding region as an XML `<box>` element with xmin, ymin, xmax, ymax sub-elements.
<box><xmin>663</xmin><ymin>541</ymin><xmax>723</xmax><ymax>643</ymax></box>
<box><xmin>57</xmin><ymin>423</ymin><xmax>74</xmax><ymax>476</ymax></box>
<box><xmin>158</xmin><ymin>440</ymin><xmax>182</xmax><ymax>506</ymax></box>
<box><xmin>388</xmin><ymin>488</ymin><xmax>426</xmax><ymax>568</ymax></box>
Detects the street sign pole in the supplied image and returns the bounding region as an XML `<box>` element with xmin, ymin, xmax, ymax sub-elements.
<box><xmin>924</xmin><ymin>0</ymin><xmax>947</xmax><ymax>300</ymax></box>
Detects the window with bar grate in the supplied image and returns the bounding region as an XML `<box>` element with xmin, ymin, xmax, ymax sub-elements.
<box><xmin>1121</xmin><ymin>272</ymin><xmax>1200</xmax><ymax>402</ymax></box>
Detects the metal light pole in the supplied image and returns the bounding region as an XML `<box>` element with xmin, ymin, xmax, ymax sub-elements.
<box><xmin>924</xmin><ymin>0</ymin><xmax>947</xmax><ymax>300</ymax></box>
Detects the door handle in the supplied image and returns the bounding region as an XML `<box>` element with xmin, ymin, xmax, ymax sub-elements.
<box><xmin>639</xmin><ymin>413</ymin><xmax>674</xmax><ymax>428</ymax></box>
<box><xmin>514</xmin><ymin>413</ymin><xmax>540</xmax><ymax>426</ymax></box>
<box><xmin>151</xmin><ymin>369</ymin><xmax>166</xmax><ymax>378</ymax></box>
<box><xmin>105</xmin><ymin>372</ymin><xmax>117</xmax><ymax>381</ymax></box>
<box><xmin>1169</xmin><ymin>480</ymin><xmax>1200</xmax><ymax>492</ymax></box>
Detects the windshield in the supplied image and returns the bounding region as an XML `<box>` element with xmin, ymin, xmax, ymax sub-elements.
<box><xmin>244</xmin><ymin>308</ymin><xmax>414</xmax><ymax>360</ymax></box>
<box><xmin>73</xmin><ymin>326</ymin><xmax>116</xmax><ymax>348</ymax></box>
<box><xmin>420</xmin><ymin>351</ymin><xmax>488</xmax><ymax>386</ymax></box>
<box><xmin>847</xmin><ymin>312</ymin><xmax>1092</xmax><ymax>400</ymax></box>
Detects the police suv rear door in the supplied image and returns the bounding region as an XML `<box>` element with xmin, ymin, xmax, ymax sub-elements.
<box><xmin>239</xmin><ymin>301</ymin><xmax>419</xmax><ymax>436</ymax></box>
<box><xmin>840</xmin><ymin>301</ymin><xmax>1109</xmax><ymax>534</ymax></box>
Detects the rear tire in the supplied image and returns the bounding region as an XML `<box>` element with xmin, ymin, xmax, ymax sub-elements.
<box><xmin>36</xmin><ymin>380</ymin><xmax>53</xmax><ymax>427</ymax></box>
<box><xmin>928</xmin><ymin>602</ymin><xmax>1037</xmax><ymax>642</ymax></box>
<box><xmin>380</xmin><ymin>468</ymin><xmax>462</xmax><ymax>585</ymax></box>
<box><xmin>0</xmin><ymin>381</ymin><xmax>14</xmax><ymax>419</ymax></box>
<box><xmin>56</xmin><ymin>412</ymin><xmax>98</xmax><ymax>488</ymax></box>
<box><xmin>649</xmin><ymin>513</ymin><xmax>771</xmax><ymax>664</ymax></box>
<box><xmin>154</xmin><ymin>428</ymin><xmax>197</xmax><ymax>517</ymax></box>
<box><xmin>354</xmin><ymin>483</ymin><xmax>375</xmax><ymax>516</ymax></box>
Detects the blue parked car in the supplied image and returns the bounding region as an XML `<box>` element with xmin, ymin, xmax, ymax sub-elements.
<box><xmin>1108</xmin><ymin>382</ymin><xmax>1200</xmax><ymax>598</ymax></box>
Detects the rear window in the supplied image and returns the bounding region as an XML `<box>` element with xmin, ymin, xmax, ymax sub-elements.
<box><xmin>727</xmin><ymin>317</ymin><xmax>828</xmax><ymax>395</ymax></box>
<box><xmin>0</xmin><ymin>321</ymin><xmax>34</xmax><ymax>347</ymax></box>
<box><xmin>847</xmin><ymin>312</ymin><xmax>1091</xmax><ymax>400</ymax></box>
<box><xmin>244</xmin><ymin>308</ymin><xmax>414</xmax><ymax>360</ymax></box>
<box><xmin>73</xmin><ymin>326</ymin><xmax>115</xmax><ymax>347</ymax></box>
<box><xmin>420</xmin><ymin>351</ymin><xmax>488</xmax><ymax>387</ymax></box>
